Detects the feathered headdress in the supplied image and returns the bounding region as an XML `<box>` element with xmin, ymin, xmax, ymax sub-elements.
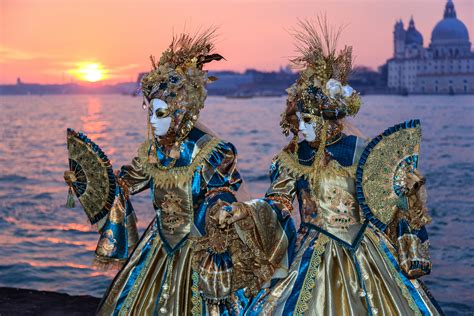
<box><xmin>141</xmin><ymin>28</ymin><xmax>224</xmax><ymax>148</ymax></box>
<box><xmin>280</xmin><ymin>16</ymin><xmax>361</xmax><ymax>137</ymax></box>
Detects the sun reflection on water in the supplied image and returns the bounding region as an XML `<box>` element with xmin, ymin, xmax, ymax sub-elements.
<box><xmin>81</xmin><ymin>97</ymin><xmax>107</xmax><ymax>141</ymax></box>
<box><xmin>0</xmin><ymin>95</ymin><xmax>472</xmax><ymax>312</ymax></box>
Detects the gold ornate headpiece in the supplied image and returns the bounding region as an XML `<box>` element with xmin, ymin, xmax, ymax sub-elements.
<box><xmin>281</xmin><ymin>17</ymin><xmax>361</xmax><ymax>137</ymax></box>
<box><xmin>141</xmin><ymin>28</ymin><xmax>223</xmax><ymax>145</ymax></box>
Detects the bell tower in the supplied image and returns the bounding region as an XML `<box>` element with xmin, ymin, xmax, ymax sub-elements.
<box><xmin>393</xmin><ymin>19</ymin><xmax>406</xmax><ymax>58</ymax></box>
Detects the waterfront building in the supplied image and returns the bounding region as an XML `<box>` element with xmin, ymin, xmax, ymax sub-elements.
<box><xmin>387</xmin><ymin>0</ymin><xmax>474</xmax><ymax>94</ymax></box>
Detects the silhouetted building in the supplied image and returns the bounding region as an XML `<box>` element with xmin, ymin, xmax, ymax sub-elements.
<box><xmin>387</xmin><ymin>0</ymin><xmax>474</xmax><ymax>94</ymax></box>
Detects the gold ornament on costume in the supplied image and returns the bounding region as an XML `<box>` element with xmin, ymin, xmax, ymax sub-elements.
<box><xmin>192</xmin><ymin>201</ymin><xmax>279</xmax><ymax>301</ymax></box>
<box><xmin>160</xmin><ymin>193</ymin><xmax>187</xmax><ymax>233</ymax></box>
<box><xmin>96</xmin><ymin>229</ymin><xmax>117</xmax><ymax>257</ymax></box>
<box><xmin>140</xmin><ymin>28</ymin><xmax>224</xmax><ymax>154</ymax></box>
<box><xmin>325</xmin><ymin>186</ymin><xmax>358</xmax><ymax>230</ymax></box>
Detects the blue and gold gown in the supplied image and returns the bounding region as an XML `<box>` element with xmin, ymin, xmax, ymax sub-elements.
<box><xmin>92</xmin><ymin>127</ymin><xmax>247</xmax><ymax>315</ymax></box>
<box><xmin>242</xmin><ymin>135</ymin><xmax>443</xmax><ymax>316</ymax></box>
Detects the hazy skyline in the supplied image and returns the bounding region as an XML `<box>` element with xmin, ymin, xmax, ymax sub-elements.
<box><xmin>1</xmin><ymin>0</ymin><xmax>473</xmax><ymax>84</ymax></box>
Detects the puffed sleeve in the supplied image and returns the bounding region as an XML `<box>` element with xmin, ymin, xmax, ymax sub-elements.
<box><xmin>202</xmin><ymin>141</ymin><xmax>242</xmax><ymax>203</ymax></box>
<box><xmin>386</xmin><ymin>172</ymin><xmax>432</xmax><ymax>279</ymax></box>
<box><xmin>119</xmin><ymin>152</ymin><xmax>152</xmax><ymax>195</ymax></box>
<box><xmin>195</xmin><ymin>156</ymin><xmax>297</xmax><ymax>300</ymax></box>
<box><xmin>230</xmin><ymin>159</ymin><xmax>297</xmax><ymax>293</ymax></box>
<box><xmin>191</xmin><ymin>141</ymin><xmax>244</xmax><ymax>302</ymax></box>
<box><xmin>193</xmin><ymin>141</ymin><xmax>242</xmax><ymax>235</ymax></box>
<box><xmin>93</xmin><ymin>147</ymin><xmax>151</xmax><ymax>268</ymax></box>
<box><xmin>264</xmin><ymin>159</ymin><xmax>298</xmax><ymax>217</ymax></box>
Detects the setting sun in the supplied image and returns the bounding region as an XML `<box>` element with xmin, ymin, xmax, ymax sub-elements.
<box><xmin>69</xmin><ymin>62</ymin><xmax>107</xmax><ymax>82</ymax></box>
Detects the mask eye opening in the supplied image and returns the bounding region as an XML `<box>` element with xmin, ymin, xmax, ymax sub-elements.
<box><xmin>155</xmin><ymin>108</ymin><xmax>170</xmax><ymax>118</ymax></box>
<box><xmin>301</xmin><ymin>113</ymin><xmax>313</xmax><ymax>124</ymax></box>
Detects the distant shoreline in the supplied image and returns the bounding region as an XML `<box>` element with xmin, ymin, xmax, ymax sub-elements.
<box><xmin>2</xmin><ymin>67</ymin><xmax>473</xmax><ymax>96</ymax></box>
<box><xmin>1</xmin><ymin>91</ymin><xmax>473</xmax><ymax>97</ymax></box>
<box><xmin>0</xmin><ymin>287</ymin><xmax>100</xmax><ymax>315</ymax></box>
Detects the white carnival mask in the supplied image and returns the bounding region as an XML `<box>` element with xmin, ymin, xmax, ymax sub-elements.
<box><xmin>148</xmin><ymin>98</ymin><xmax>172</xmax><ymax>137</ymax></box>
<box><xmin>297</xmin><ymin>112</ymin><xmax>317</xmax><ymax>142</ymax></box>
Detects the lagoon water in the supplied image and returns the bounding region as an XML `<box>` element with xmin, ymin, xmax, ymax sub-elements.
<box><xmin>0</xmin><ymin>94</ymin><xmax>473</xmax><ymax>314</ymax></box>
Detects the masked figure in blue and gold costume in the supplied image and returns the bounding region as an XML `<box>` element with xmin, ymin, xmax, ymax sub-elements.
<box><xmin>215</xmin><ymin>19</ymin><xmax>444</xmax><ymax>315</ymax></box>
<box><xmin>64</xmin><ymin>29</ymin><xmax>291</xmax><ymax>316</ymax></box>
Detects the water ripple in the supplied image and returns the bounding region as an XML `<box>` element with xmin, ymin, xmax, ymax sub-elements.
<box><xmin>0</xmin><ymin>95</ymin><xmax>473</xmax><ymax>310</ymax></box>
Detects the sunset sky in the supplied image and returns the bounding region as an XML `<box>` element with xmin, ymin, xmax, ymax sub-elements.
<box><xmin>1</xmin><ymin>0</ymin><xmax>473</xmax><ymax>84</ymax></box>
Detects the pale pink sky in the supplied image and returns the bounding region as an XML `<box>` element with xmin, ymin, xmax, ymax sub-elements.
<box><xmin>1</xmin><ymin>0</ymin><xmax>473</xmax><ymax>84</ymax></box>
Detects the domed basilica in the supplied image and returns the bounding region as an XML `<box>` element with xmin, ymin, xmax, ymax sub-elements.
<box><xmin>387</xmin><ymin>0</ymin><xmax>473</xmax><ymax>94</ymax></box>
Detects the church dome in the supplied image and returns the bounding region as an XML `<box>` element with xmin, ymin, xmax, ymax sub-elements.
<box><xmin>431</xmin><ymin>0</ymin><xmax>470</xmax><ymax>43</ymax></box>
<box><xmin>432</xmin><ymin>19</ymin><xmax>469</xmax><ymax>42</ymax></box>
<box><xmin>405</xmin><ymin>17</ymin><xmax>423</xmax><ymax>45</ymax></box>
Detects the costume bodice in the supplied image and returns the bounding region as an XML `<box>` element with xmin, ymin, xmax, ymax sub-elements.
<box><xmin>267</xmin><ymin>135</ymin><xmax>368</xmax><ymax>246</ymax></box>
<box><xmin>120</xmin><ymin>128</ymin><xmax>241</xmax><ymax>253</ymax></box>
<box><xmin>297</xmin><ymin>162</ymin><xmax>364</xmax><ymax>245</ymax></box>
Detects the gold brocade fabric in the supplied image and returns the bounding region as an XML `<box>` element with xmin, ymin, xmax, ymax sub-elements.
<box><xmin>119</xmin><ymin>156</ymin><xmax>152</xmax><ymax>195</ymax></box>
<box><xmin>97</xmin><ymin>220</ymin><xmax>199</xmax><ymax>315</ymax></box>
<box><xmin>233</xmin><ymin>199</ymin><xmax>290</xmax><ymax>293</ymax></box>
<box><xmin>192</xmin><ymin>199</ymin><xmax>291</xmax><ymax>300</ymax></box>
<box><xmin>258</xmin><ymin>229</ymin><xmax>440</xmax><ymax>316</ymax></box>
<box><xmin>96</xmin><ymin>133</ymin><xmax>242</xmax><ymax>315</ymax></box>
<box><xmin>154</xmin><ymin>183</ymin><xmax>193</xmax><ymax>249</ymax></box>
<box><xmin>247</xmin><ymin>154</ymin><xmax>441</xmax><ymax>316</ymax></box>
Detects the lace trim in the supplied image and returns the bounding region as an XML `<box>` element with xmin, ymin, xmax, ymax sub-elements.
<box><xmin>267</xmin><ymin>195</ymin><xmax>294</xmax><ymax>214</ymax></box>
<box><xmin>191</xmin><ymin>271</ymin><xmax>203</xmax><ymax>315</ymax></box>
<box><xmin>294</xmin><ymin>234</ymin><xmax>329</xmax><ymax>315</ymax></box>
<box><xmin>205</xmin><ymin>186</ymin><xmax>235</xmax><ymax>198</ymax></box>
